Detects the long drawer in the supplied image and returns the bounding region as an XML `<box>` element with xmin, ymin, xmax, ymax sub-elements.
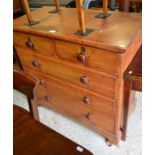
<box><xmin>16</xmin><ymin>47</ymin><xmax>116</xmax><ymax>99</ymax></box>
<box><xmin>31</xmin><ymin>70</ymin><xmax>115</xmax><ymax>133</ymax></box>
<box><xmin>55</xmin><ymin>40</ymin><xmax>119</xmax><ymax>75</ymax></box>
<box><xmin>14</xmin><ymin>32</ymin><xmax>56</xmax><ymax>56</ymax></box>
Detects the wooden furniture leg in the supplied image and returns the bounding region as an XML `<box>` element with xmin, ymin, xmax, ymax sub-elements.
<box><xmin>95</xmin><ymin>0</ymin><xmax>111</xmax><ymax>19</ymax></box>
<box><xmin>49</xmin><ymin>0</ymin><xmax>61</xmax><ymax>13</ymax></box>
<box><xmin>21</xmin><ymin>0</ymin><xmax>39</xmax><ymax>26</ymax></box>
<box><xmin>13</xmin><ymin>69</ymin><xmax>40</xmax><ymax>121</ymax></box>
<box><xmin>74</xmin><ymin>0</ymin><xmax>93</xmax><ymax>36</ymax></box>
<box><xmin>122</xmin><ymin>46</ymin><xmax>142</xmax><ymax>140</ymax></box>
<box><xmin>55</xmin><ymin>0</ymin><xmax>61</xmax><ymax>12</ymax></box>
<box><xmin>124</xmin><ymin>0</ymin><xmax>129</xmax><ymax>12</ymax></box>
<box><xmin>122</xmin><ymin>80</ymin><xmax>133</xmax><ymax>140</ymax></box>
<box><xmin>103</xmin><ymin>0</ymin><xmax>108</xmax><ymax>13</ymax></box>
<box><xmin>75</xmin><ymin>0</ymin><xmax>86</xmax><ymax>35</ymax></box>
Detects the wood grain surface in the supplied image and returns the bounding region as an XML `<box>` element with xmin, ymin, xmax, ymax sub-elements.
<box><xmin>14</xmin><ymin>105</ymin><xmax>92</xmax><ymax>155</ymax></box>
<box><xmin>15</xmin><ymin>47</ymin><xmax>116</xmax><ymax>99</ymax></box>
<box><xmin>13</xmin><ymin>6</ymin><xmax>142</xmax><ymax>52</ymax></box>
<box><xmin>13</xmin><ymin>6</ymin><xmax>142</xmax><ymax>145</ymax></box>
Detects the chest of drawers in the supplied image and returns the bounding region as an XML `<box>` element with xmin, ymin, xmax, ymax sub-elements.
<box><xmin>13</xmin><ymin>6</ymin><xmax>142</xmax><ymax>145</ymax></box>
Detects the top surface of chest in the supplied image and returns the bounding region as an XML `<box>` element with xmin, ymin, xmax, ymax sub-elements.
<box><xmin>13</xmin><ymin>6</ymin><xmax>142</xmax><ymax>53</ymax></box>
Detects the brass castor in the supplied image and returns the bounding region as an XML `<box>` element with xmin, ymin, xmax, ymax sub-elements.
<box><xmin>105</xmin><ymin>139</ymin><xmax>112</xmax><ymax>147</ymax></box>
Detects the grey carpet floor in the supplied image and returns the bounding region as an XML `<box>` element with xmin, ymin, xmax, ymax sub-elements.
<box><xmin>13</xmin><ymin>90</ymin><xmax>142</xmax><ymax>155</ymax></box>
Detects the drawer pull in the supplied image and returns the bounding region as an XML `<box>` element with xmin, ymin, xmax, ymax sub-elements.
<box><xmin>32</xmin><ymin>60</ymin><xmax>39</xmax><ymax>67</ymax></box>
<box><xmin>45</xmin><ymin>96</ymin><xmax>50</xmax><ymax>101</ymax></box>
<box><xmin>83</xmin><ymin>96</ymin><xmax>91</xmax><ymax>104</ymax></box>
<box><xmin>26</xmin><ymin>38</ymin><xmax>34</xmax><ymax>48</ymax></box>
<box><xmin>77</xmin><ymin>47</ymin><xmax>86</xmax><ymax>64</ymax></box>
<box><xmin>80</xmin><ymin>76</ymin><xmax>89</xmax><ymax>84</ymax></box>
<box><xmin>86</xmin><ymin>113</ymin><xmax>91</xmax><ymax>120</ymax></box>
<box><xmin>40</xmin><ymin>79</ymin><xmax>45</xmax><ymax>86</ymax></box>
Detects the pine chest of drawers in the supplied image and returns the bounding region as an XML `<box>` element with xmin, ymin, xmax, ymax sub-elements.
<box><xmin>13</xmin><ymin>6</ymin><xmax>142</xmax><ymax>144</ymax></box>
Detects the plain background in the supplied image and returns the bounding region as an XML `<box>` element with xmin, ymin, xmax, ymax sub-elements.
<box><xmin>0</xmin><ymin>1</ymin><xmax>154</xmax><ymax>154</ymax></box>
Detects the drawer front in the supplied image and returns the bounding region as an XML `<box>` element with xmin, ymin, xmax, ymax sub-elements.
<box><xmin>55</xmin><ymin>40</ymin><xmax>118</xmax><ymax>75</ymax></box>
<box><xmin>17</xmin><ymin>48</ymin><xmax>116</xmax><ymax>99</ymax></box>
<box><xmin>14</xmin><ymin>32</ymin><xmax>56</xmax><ymax>56</ymax></box>
<box><xmin>32</xmin><ymin>71</ymin><xmax>115</xmax><ymax>133</ymax></box>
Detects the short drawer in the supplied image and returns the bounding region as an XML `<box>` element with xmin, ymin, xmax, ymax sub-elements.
<box><xmin>32</xmin><ymin>71</ymin><xmax>115</xmax><ymax>133</ymax></box>
<box><xmin>55</xmin><ymin>40</ymin><xmax>118</xmax><ymax>75</ymax></box>
<box><xmin>14</xmin><ymin>32</ymin><xmax>56</xmax><ymax>56</ymax></box>
<box><xmin>17</xmin><ymin>48</ymin><xmax>116</xmax><ymax>99</ymax></box>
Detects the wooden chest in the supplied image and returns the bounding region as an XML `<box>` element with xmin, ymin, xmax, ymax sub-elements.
<box><xmin>13</xmin><ymin>6</ymin><xmax>142</xmax><ymax>144</ymax></box>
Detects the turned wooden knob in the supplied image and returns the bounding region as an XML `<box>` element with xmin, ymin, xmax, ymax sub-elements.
<box><xmin>83</xmin><ymin>96</ymin><xmax>91</xmax><ymax>104</ymax></box>
<box><xmin>86</xmin><ymin>113</ymin><xmax>91</xmax><ymax>120</ymax></box>
<box><xmin>40</xmin><ymin>79</ymin><xmax>45</xmax><ymax>86</ymax></box>
<box><xmin>26</xmin><ymin>38</ymin><xmax>34</xmax><ymax>48</ymax></box>
<box><xmin>77</xmin><ymin>47</ymin><xmax>86</xmax><ymax>64</ymax></box>
<box><xmin>80</xmin><ymin>76</ymin><xmax>89</xmax><ymax>84</ymax></box>
<box><xmin>45</xmin><ymin>95</ymin><xmax>50</xmax><ymax>101</ymax></box>
<box><xmin>32</xmin><ymin>60</ymin><xmax>39</xmax><ymax>67</ymax></box>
